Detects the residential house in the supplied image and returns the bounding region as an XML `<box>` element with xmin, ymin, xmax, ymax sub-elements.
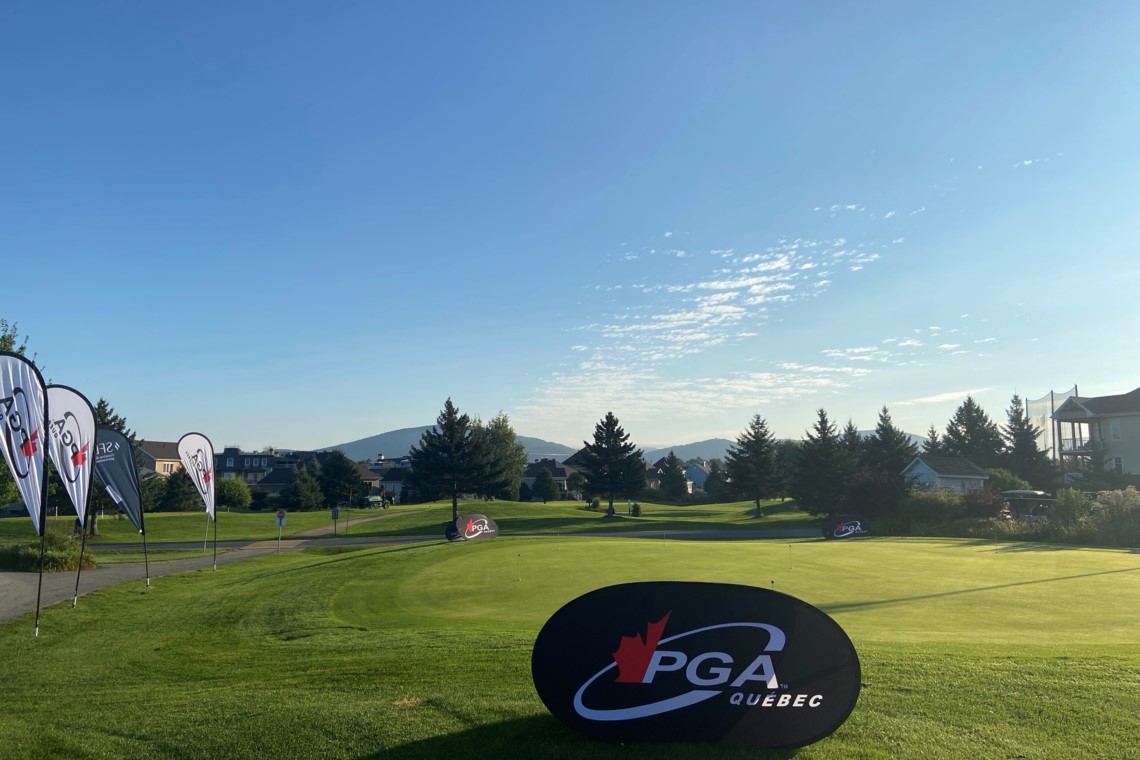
<box><xmin>902</xmin><ymin>455</ymin><xmax>989</xmax><ymax>493</ymax></box>
<box><xmin>137</xmin><ymin>441</ymin><xmax>183</xmax><ymax>477</ymax></box>
<box><xmin>215</xmin><ymin>446</ymin><xmax>275</xmax><ymax>485</ymax></box>
<box><xmin>1052</xmin><ymin>386</ymin><xmax>1140</xmax><ymax>478</ymax></box>
<box><xmin>522</xmin><ymin>458</ymin><xmax>577</xmax><ymax>497</ymax></box>
<box><xmin>685</xmin><ymin>463</ymin><xmax>711</xmax><ymax>492</ymax></box>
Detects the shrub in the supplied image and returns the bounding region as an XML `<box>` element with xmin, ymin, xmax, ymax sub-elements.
<box><xmin>1050</xmin><ymin>488</ymin><xmax>1093</xmax><ymax>526</ymax></box>
<box><xmin>0</xmin><ymin>527</ymin><xmax>97</xmax><ymax>572</ymax></box>
<box><xmin>962</xmin><ymin>487</ymin><xmax>1007</xmax><ymax>518</ymax></box>
<box><xmin>630</xmin><ymin>502</ymin><xmax>641</xmax><ymax>517</ymax></box>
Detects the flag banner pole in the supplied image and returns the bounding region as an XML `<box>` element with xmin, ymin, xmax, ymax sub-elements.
<box><xmin>34</xmin><ymin>528</ymin><xmax>47</xmax><ymax>637</ymax></box>
<box><xmin>0</xmin><ymin>353</ymin><xmax>51</xmax><ymax>636</ymax></box>
<box><xmin>44</xmin><ymin>385</ymin><xmax>98</xmax><ymax>613</ymax></box>
<box><xmin>72</xmin><ymin>528</ymin><xmax>89</xmax><ymax>608</ymax></box>
<box><xmin>203</xmin><ymin>511</ymin><xmax>210</xmax><ymax>553</ymax></box>
<box><xmin>212</xmin><ymin>516</ymin><xmax>217</xmax><ymax>571</ymax></box>
<box><xmin>142</xmin><ymin>531</ymin><xmax>150</xmax><ymax>589</ymax></box>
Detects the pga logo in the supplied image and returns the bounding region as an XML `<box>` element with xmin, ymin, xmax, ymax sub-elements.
<box><xmin>447</xmin><ymin>513</ymin><xmax>499</xmax><ymax>541</ymax></box>
<box><xmin>532</xmin><ymin>582</ymin><xmax>861</xmax><ymax>748</ymax></box>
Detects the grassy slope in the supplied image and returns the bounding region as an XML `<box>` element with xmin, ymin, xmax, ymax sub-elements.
<box><xmin>0</xmin><ymin>537</ymin><xmax>1137</xmax><ymax>758</ymax></box>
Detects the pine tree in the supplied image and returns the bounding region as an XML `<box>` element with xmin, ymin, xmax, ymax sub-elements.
<box><xmin>943</xmin><ymin>396</ymin><xmax>1004</xmax><ymax>470</ymax></box>
<box><xmin>790</xmin><ymin>409</ymin><xmax>851</xmax><ymax>515</ymax></box>
<box><xmin>534</xmin><ymin>468</ymin><xmax>560</xmax><ymax>503</ymax></box>
<box><xmin>702</xmin><ymin>459</ymin><xmax>728</xmax><ymax>501</ymax></box>
<box><xmin>318</xmin><ymin>449</ymin><xmax>364</xmax><ymax>508</ymax></box>
<box><xmin>281</xmin><ymin>462</ymin><xmax>324</xmax><ymax>510</ymax></box>
<box><xmin>863</xmin><ymin>406</ymin><xmax>918</xmax><ymax>481</ymax></box>
<box><xmin>840</xmin><ymin>419</ymin><xmax>863</xmax><ymax>467</ymax></box>
<box><xmin>1001</xmin><ymin>394</ymin><xmax>1056</xmax><ymax>488</ymax></box>
<box><xmin>578</xmin><ymin>412</ymin><xmax>645</xmax><ymax>512</ymax></box>
<box><xmin>658</xmin><ymin>451</ymin><xmax>688</xmax><ymax>503</ymax></box>
<box><xmin>725</xmin><ymin>414</ymin><xmax>778</xmax><ymax>515</ymax></box>
<box><xmin>923</xmin><ymin>425</ymin><xmax>945</xmax><ymax>455</ymax></box>
<box><xmin>407</xmin><ymin>399</ymin><xmax>487</xmax><ymax>522</ymax></box>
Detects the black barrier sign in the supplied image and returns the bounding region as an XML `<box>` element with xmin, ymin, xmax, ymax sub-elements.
<box><xmin>531</xmin><ymin>582</ymin><xmax>860</xmax><ymax>748</ymax></box>
<box><xmin>823</xmin><ymin>515</ymin><xmax>871</xmax><ymax>540</ymax></box>
<box><xmin>446</xmin><ymin>513</ymin><xmax>499</xmax><ymax>541</ymax></box>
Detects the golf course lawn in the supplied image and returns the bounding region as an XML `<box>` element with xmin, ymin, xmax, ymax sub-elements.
<box><xmin>0</xmin><ymin>536</ymin><xmax>1136</xmax><ymax>759</ymax></box>
<box><xmin>0</xmin><ymin>498</ymin><xmax>817</xmax><ymax>548</ymax></box>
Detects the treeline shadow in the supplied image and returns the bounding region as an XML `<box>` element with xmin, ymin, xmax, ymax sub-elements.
<box><xmin>359</xmin><ymin>715</ymin><xmax>801</xmax><ymax>760</ymax></box>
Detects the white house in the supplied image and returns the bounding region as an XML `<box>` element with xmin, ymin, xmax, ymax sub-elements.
<box><xmin>1052</xmin><ymin>386</ymin><xmax>1140</xmax><ymax>478</ymax></box>
<box><xmin>902</xmin><ymin>455</ymin><xmax>989</xmax><ymax>493</ymax></box>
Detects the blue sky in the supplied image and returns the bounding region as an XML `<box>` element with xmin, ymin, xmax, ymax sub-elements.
<box><xmin>3</xmin><ymin>2</ymin><xmax>1139</xmax><ymax>453</ymax></box>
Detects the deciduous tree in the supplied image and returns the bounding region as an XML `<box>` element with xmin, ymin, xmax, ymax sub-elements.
<box><xmin>534</xmin><ymin>468</ymin><xmax>560</xmax><ymax>503</ymax></box>
<box><xmin>475</xmin><ymin>412</ymin><xmax>527</xmax><ymax>501</ymax></box>
<box><xmin>216</xmin><ymin>477</ymin><xmax>252</xmax><ymax>511</ymax></box>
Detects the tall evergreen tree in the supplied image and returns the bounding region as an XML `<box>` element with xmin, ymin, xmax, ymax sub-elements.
<box><xmin>702</xmin><ymin>459</ymin><xmax>728</xmax><ymax>501</ymax></box>
<box><xmin>658</xmin><ymin>451</ymin><xmax>688</xmax><ymax>503</ymax></box>
<box><xmin>533</xmin><ymin>468</ymin><xmax>560</xmax><ymax>503</ymax></box>
<box><xmin>407</xmin><ymin>399</ymin><xmax>486</xmax><ymax>522</ymax></box>
<box><xmin>282</xmin><ymin>462</ymin><xmax>324</xmax><ymax>510</ymax></box>
<box><xmin>790</xmin><ymin>409</ymin><xmax>851</xmax><ymax>515</ymax></box>
<box><xmin>157</xmin><ymin>469</ymin><xmax>202</xmax><ymax>512</ymax></box>
<box><xmin>923</xmin><ymin>424</ymin><xmax>946</xmax><ymax>455</ymax></box>
<box><xmin>578</xmin><ymin>412</ymin><xmax>645</xmax><ymax>512</ymax></box>
<box><xmin>319</xmin><ymin>449</ymin><xmax>364</xmax><ymax>508</ymax></box>
<box><xmin>943</xmin><ymin>396</ymin><xmax>1004</xmax><ymax>470</ymax></box>
<box><xmin>863</xmin><ymin>406</ymin><xmax>919</xmax><ymax>480</ymax></box>
<box><xmin>840</xmin><ymin>419</ymin><xmax>863</xmax><ymax>467</ymax></box>
<box><xmin>1001</xmin><ymin>394</ymin><xmax>1056</xmax><ymax>488</ymax></box>
<box><xmin>725</xmin><ymin>414</ymin><xmax>778</xmax><ymax>515</ymax></box>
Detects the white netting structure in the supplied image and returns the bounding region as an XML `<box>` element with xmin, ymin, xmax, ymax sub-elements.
<box><xmin>1025</xmin><ymin>386</ymin><xmax>1078</xmax><ymax>461</ymax></box>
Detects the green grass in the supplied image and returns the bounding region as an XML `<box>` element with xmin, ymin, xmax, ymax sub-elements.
<box><xmin>344</xmin><ymin>498</ymin><xmax>820</xmax><ymax>538</ymax></box>
<box><xmin>96</xmin><ymin>549</ymin><xmax>232</xmax><ymax>564</ymax></box>
<box><xmin>0</xmin><ymin>536</ymin><xmax>1137</xmax><ymax>758</ymax></box>
<box><xmin>0</xmin><ymin>507</ymin><xmax>421</xmax><ymax>544</ymax></box>
<box><xmin>0</xmin><ymin>499</ymin><xmax>817</xmax><ymax>547</ymax></box>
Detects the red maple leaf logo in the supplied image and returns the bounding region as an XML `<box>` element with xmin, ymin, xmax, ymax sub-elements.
<box><xmin>71</xmin><ymin>443</ymin><xmax>89</xmax><ymax>467</ymax></box>
<box><xmin>466</xmin><ymin>519</ymin><xmax>474</xmax><ymax>532</ymax></box>
<box><xmin>204</xmin><ymin>468</ymin><xmax>212</xmax><ymax>484</ymax></box>
<box><xmin>612</xmin><ymin>611</ymin><xmax>672</xmax><ymax>683</ymax></box>
<box><xmin>20</xmin><ymin>429</ymin><xmax>39</xmax><ymax>458</ymax></box>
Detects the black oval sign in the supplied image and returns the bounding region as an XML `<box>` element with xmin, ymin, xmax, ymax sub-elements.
<box><xmin>446</xmin><ymin>513</ymin><xmax>499</xmax><ymax>541</ymax></box>
<box><xmin>531</xmin><ymin>581</ymin><xmax>860</xmax><ymax>748</ymax></box>
<box><xmin>823</xmin><ymin>515</ymin><xmax>871</xmax><ymax>540</ymax></box>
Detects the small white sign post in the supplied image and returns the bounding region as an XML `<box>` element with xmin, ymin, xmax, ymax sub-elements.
<box><xmin>275</xmin><ymin>510</ymin><xmax>286</xmax><ymax>552</ymax></box>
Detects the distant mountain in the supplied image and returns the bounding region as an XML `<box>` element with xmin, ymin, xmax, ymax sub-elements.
<box><xmin>644</xmin><ymin>438</ymin><xmax>734</xmax><ymax>463</ymax></box>
<box><xmin>322</xmin><ymin>427</ymin><xmax>576</xmax><ymax>464</ymax></box>
<box><xmin>323</xmin><ymin>429</ymin><xmax>925</xmax><ymax>466</ymax></box>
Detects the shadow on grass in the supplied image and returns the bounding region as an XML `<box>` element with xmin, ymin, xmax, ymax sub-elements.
<box><xmin>363</xmin><ymin>715</ymin><xmax>801</xmax><ymax>760</ymax></box>
<box><xmin>234</xmin><ymin>541</ymin><xmax>448</xmax><ymax>586</ymax></box>
<box><xmin>819</xmin><ymin>565</ymin><xmax>1140</xmax><ymax>614</ymax></box>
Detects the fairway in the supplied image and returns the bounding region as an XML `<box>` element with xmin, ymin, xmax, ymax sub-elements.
<box><xmin>0</xmin><ymin>537</ymin><xmax>1137</xmax><ymax>758</ymax></box>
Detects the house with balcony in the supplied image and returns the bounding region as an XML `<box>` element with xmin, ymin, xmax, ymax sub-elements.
<box><xmin>1052</xmin><ymin>386</ymin><xmax>1140</xmax><ymax>478</ymax></box>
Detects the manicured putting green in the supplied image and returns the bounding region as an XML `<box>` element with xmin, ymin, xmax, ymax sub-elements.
<box><xmin>0</xmin><ymin>536</ymin><xmax>1135</xmax><ymax>759</ymax></box>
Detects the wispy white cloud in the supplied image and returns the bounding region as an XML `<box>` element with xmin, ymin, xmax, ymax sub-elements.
<box><xmin>894</xmin><ymin>388</ymin><xmax>992</xmax><ymax>406</ymax></box>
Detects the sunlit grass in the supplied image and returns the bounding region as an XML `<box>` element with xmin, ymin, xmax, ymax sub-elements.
<box><xmin>0</xmin><ymin>536</ymin><xmax>1136</xmax><ymax>758</ymax></box>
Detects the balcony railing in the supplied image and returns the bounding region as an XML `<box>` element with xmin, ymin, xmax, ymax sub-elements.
<box><xmin>1060</xmin><ymin>438</ymin><xmax>1102</xmax><ymax>453</ymax></box>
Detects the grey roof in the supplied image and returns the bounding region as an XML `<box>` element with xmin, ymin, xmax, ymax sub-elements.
<box><xmin>138</xmin><ymin>441</ymin><xmax>181</xmax><ymax>461</ymax></box>
<box><xmin>1056</xmin><ymin>386</ymin><xmax>1140</xmax><ymax>418</ymax></box>
<box><xmin>905</xmin><ymin>455</ymin><xmax>988</xmax><ymax>479</ymax></box>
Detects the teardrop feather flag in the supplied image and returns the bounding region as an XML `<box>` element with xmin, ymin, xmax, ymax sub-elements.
<box><xmin>0</xmin><ymin>352</ymin><xmax>49</xmax><ymax>536</ymax></box>
<box><xmin>177</xmin><ymin>432</ymin><xmax>215</xmax><ymax>519</ymax></box>
<box><xmin>45</xmin><ymin>385</ymin><xmax>97</xmax><ymax>527</ymax></box>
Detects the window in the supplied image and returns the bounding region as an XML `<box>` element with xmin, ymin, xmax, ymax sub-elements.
<box><xmin>1110</xmin><ymin>419</ymin><xmax>1121</xmax><ymax>441</ymax></box>
<box><xmin>262</xmin><ymin>458</ymin><xmax>268</xmax><ymax>467</ymax></box>
<box><xmin>226</xmin><ymin>457</ymin><xmax>234</xmax><ymax>467</ymax></box>
<box><xmin>1110</xmin><ymin>456</ymin><xmax>1123</xmax><ymax>474</ymax></box>
<box><xmin>244</xmin><ymin>458</ymin><xmax>250</xmax><ymax>467</ymax></box>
